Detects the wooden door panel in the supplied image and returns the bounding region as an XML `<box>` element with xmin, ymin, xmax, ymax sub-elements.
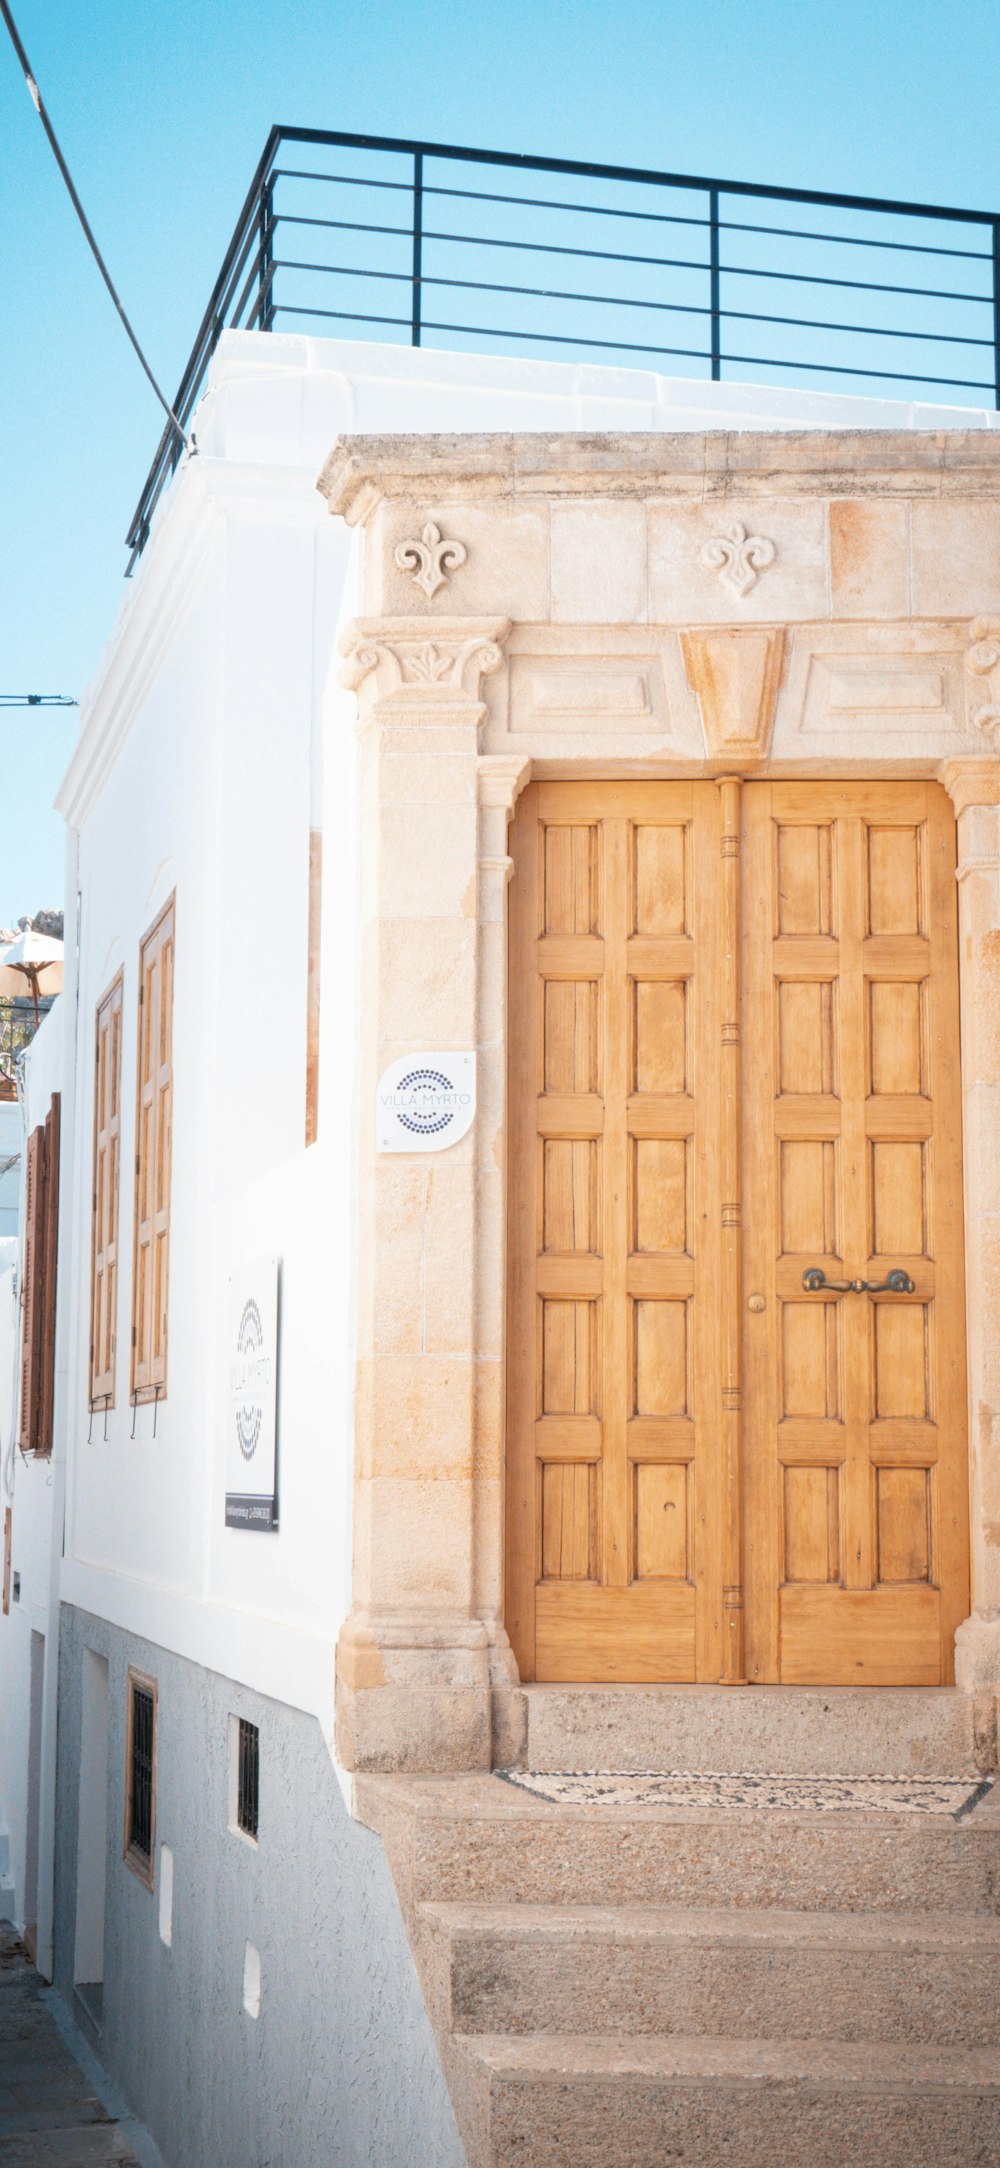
<box><xmin>742</xmin><ymin>782</ymin><xmax>968</xmax><ymax>1686</ymax></box>
<box><xmin>780</xmin><ymin>1587</ymin><xmax>941</xmax><ymax>1686</ymax></box>
<box><xmin>535</xmin><ymin>1582</ymin><xmax>697</xmax><ymax>1684</ymax></box>
<box><xmin>507</xmin><ymin>781</ymin><xmax>723</xmax><ymax>1683</ymax></box>
<box><xmin>507</xmin><ymin>777</ymin><xmax>968</xmax><ymax>1689</ymax></box>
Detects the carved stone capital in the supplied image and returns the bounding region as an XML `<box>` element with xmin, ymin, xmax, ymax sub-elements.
<box><xmin>338</xmin><ymin>616</ymin><xmax>511</xmax><ymax>711</ymax></box>
<box><xmin>477</xmin><ymin>755</ymin><xmax>532</xmax><ymax>814</ymax></box>
<box><xmin>966</xmin><ymin>618</ymin><xmax>1000</xmax><ymax>737</ymax></box>
<box><xmin>938</xmin><ymin>756</ymin><xmax>1000</xmax><ymax>817</ymax></box>
<box><xmin>681</xmin><ymin>627</ymin><xmax>787</xmax><ymax>766</ymax></box>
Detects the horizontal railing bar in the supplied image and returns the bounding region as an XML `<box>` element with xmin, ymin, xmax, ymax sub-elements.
<box><xmin>416</xmin><ymin>178</ymin><xmax>710</xmax><ymax>232</ymax></box>
<box><xmin>720</xmin><ymin>214</ymin><xmax>992</xmax><ymax>264</ymax></box>
<box><xmin>710</xmin><ymin>307</ymin><xmax>991</xmax><ymax>350</ymax></box>
<box><xmin>273</xmin><ymin>164</ymin><xmax>711</xmax><ymax>234</ymax></box>
<box><xmin>275</xmin><ymin>258</ymin><xmax>992</xmax><ymax>348</ymax></box>
<box><xmin>276</xmin><ymin>299</ymin><xmax>714</xmax><ymax>363</ymax></box>
<box><xmin>714</xmin><ymin>259</ymin><xmax>992</xmax><ymax>306</ymax></box>
<box><xmin>273</xmin><ymin>164</ymin><xmax>414</xmax><ymax>193</ymax></box>
<box><xmin>273</xmin><ymin>209</ymin><xmax>991</xmax><ymax>310</ymax></box>
<box><xmin>276</xmin><ymin>299</ymin><xmax>994</xmax><ymax>391</ymax></box>
<box><xmin>274</xmin><ymin>211</ymin><xmax>710</xmax><ymax>278</ymax></box>
<box><xmin>269</xmin><ymin>123</ymin><xmax>997</xmax><ymax>226</ymax></box>
<box><xmin>719</xmin><ymin>347</ymin><xmax>993</xmax><ymax>391</ymax></box>
<box><xmin>273</xmin><ymin>163</ymin><xmax>994</xmax><ymax>263</ymax></box>
<box><xmin>277</xmin><ymin>257</ymin><xmax>714</xmax><ymax>317</ymax></box>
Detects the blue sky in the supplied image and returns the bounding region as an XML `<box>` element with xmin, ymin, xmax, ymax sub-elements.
<box><xmin>2</xmin><ymin>0</ymin><xmax>1000</xmax><ymax>924</ymax></box>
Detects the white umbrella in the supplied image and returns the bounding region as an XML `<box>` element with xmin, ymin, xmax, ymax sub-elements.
<box><xmin>0</xmin><ymin>929</ymin><xmax>63</xmax><ymax>1011</ymax></box>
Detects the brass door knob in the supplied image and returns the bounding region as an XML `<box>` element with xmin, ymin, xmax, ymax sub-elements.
<box><xmin>747</xmin><ymin>1293</ymin><xmax>766</xmax><ymax>1313</ymax></box>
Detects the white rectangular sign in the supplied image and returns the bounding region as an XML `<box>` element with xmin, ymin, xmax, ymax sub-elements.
<box><xmin>225</xmin><ymin>1258</ymin><xmax>279</xmax><ymax>1532</ymax></box>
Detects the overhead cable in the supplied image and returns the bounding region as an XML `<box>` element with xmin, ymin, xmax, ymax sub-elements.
<box><xmin>0</xmin><ymin>693</ymin><xmax>78</xmax><ymax>711</ymax></box>
<box><xmin>0</xmin><ymin>0</ymin><xmax>193</xmax><ymax>453</ymax></box>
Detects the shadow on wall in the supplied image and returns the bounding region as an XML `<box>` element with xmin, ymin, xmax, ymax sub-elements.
<box><xmin>53</xmin><ymin>1607</ymin><xmax>466</xmax><ymax>2168</ymax></box>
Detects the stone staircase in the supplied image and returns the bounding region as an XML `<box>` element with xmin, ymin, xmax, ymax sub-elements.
<box><xmin>354</xmin><ymin>1687</ymin><xmax>1000</xmax><ymax>2167</ymax></box>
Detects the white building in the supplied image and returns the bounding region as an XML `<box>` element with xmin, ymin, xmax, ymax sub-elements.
<box><xmin>0</xmin><ymin>996</ymin><xmax>63</xmax><ymax>1955</ymax></box>
<box><xmin>6</xmin><ymin>137</ymin><xmax>1000</xmax><ymax>2166</ymax></box>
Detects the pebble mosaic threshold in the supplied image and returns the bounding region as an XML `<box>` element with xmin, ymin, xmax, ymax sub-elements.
<box><xmin>498</xmin><ymin>1771</ymin><xmax>996</xmax><ymax>1817</ymax></box>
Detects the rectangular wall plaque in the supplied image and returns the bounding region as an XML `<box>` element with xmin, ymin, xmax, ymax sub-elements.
<box><xmin>225</xmin><ymin>1259</ymin><xmax>280</xmax><ymax>1531</ymax></box>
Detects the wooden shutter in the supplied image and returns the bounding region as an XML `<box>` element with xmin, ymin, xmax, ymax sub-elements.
<box><xmin>37</xmin><ymin>1094</ymin><xmax>60</xmax><ymax>1457</ymax></box>
<box><xmin>90</xmin><ymin>975</ymin><xmax>123</xmax><ymax>1406</ymax></box>
<box><xmin>18</xmin><ymin>1095</ymin><xmax>60</xmax><ymax>1457</ymax></box>
<box><xmin>18</xmin><ymin>1126</ymin><xmax>42</xmax><ymax>1452</ymax></box>
<box><xmin>131</xmin><ymin>898</ymin><xmax>175</xmax><ymax>1402</ymax></box>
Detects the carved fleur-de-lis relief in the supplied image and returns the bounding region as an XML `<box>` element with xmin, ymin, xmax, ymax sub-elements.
<box><xmin>966</xmin><ymin>618</ymin><xmax>1000</xmax><ymax>735</ymax></box>
<box><xmin>394</xmin><ymin>520</ymin><xmax>468</xmax><ymax>602</ymax></box>
<box><xmin>700</xmin><ymin>522</ymin><xmax>777</xmax><ymax>598</ymax></box>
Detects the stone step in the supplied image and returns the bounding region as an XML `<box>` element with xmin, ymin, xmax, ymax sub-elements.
<box><xmin>522</xmin><ymin>1684</ymin><xmax>997</xmax><ymax>1777</ymax></box>
<box><xmin>422</xmin><ymin>1901</ymin><xmax>1000</xmax><ymax>2045</ymax></box>
<box><xmin>451</xmin><ymin>2033</ymin><xmax>1000</xmax><ymax>2168</ymax></box>
<box><xmin>355</xmin><ymin>1772</ymin><xmax>1000</xmax><ymax>1917</ymax></box>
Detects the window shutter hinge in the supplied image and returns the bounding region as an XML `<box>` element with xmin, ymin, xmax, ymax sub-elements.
<box><xmin>135</xmin><ymin>1154</ymin><xmax>140</xmax><ymax>1175</ymax></box>
<box><xmin>131</xmin><ymin>1327</ymin><xmax>137</xmax><ymax>1347</ymax></box>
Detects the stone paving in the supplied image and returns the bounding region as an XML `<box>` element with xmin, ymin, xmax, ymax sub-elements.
<box><xmin>0</xmin><ymin>1925</ymin><xmax>139</xmax><ymax>2165</ymax></box>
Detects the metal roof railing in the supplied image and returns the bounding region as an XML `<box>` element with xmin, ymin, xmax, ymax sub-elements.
<box><xmin>126</xmin><ymin>127</ymin><xmax>1000</xmax><ymax>571</ymax></box>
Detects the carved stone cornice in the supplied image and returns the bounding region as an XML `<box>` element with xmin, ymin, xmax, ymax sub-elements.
<box><xmin>338</xmin><ymin>616</ymin><xmax>511</xmax><ymax>710</ymax></box>
<box><xmin>680</xmin><ymin>627</ymin><xmax>787</xmax><ymax>766</ymax></box>
<box><xmin>316</xmin><ymin>429</ymin><xmax>1000</xmax><ymax>521</ymax></box>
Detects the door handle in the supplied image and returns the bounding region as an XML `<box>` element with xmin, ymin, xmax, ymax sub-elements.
<box><xmin>802</xmin><ymin>1267</ymin><xmax>915</xmax><ymax>1294</ymax></box>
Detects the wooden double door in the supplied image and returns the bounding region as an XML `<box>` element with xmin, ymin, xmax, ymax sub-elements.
<box><xmin>505</xmin><ymin>780</ymin><xmax>969</xmax><ymax>1686</ymax></box>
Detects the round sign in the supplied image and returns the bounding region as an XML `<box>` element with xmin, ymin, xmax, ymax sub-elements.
<box><xmin>376</xmin><ymin>1051</ymin><xmax>477</xmax><ymax>1154</ymax></box>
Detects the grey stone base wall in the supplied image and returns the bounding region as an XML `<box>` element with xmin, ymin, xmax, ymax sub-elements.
<box><xmin>54</xmin><ymin>1605</ymin><xmax>466</xmax><ymax>2168</ymax></box>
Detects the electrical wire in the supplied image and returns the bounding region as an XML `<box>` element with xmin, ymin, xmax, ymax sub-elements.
<box><xmin>0</xmin><ymin>696</ymin><xmax>78</xmax><ymax>709</ymax></box>
<box><xmin>0</xmin><ymin>0</ymin><xmax>193</xmax><ymax>454</ymax></box>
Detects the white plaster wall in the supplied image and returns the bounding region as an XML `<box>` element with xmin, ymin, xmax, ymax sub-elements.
<box><xmin>0</xmin><ymin>1104</ymin><xmax>21</xmax><ymax>1239</ymax></box>
<box><xmin>53</xmin><ymin>331</ymin><xmax>999</xmax><ymax>1749</ymax></box>
<box><xmin>0</xmin><ymin>1004</ymin><xmax>63</xmax><ymax>1930</ymax></box>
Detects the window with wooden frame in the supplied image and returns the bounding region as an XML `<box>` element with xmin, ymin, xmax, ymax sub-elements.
<box><xmin>90</xmin><ymin>973</ymin><xmax>123</xmax><ymax>1410</ymax></box>
<box><xmin>131</xmin><ymin>898</ymin><xmax>174</xmax><ymax>1405</ymax></box>
<box><xmin>123</xmin><ymin>1667</ymin><xmax>157</xmax><ymax>1885</ymax></box>
<box><xmin>18</xmin><ymin>1094</ymin><xmax>60</xmax><ymax>1458</ymax></box>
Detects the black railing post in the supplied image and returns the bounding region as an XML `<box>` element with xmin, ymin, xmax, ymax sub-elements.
<box><xmin>259</xmin><ymin>173</ymin><xmax>275</xmax><ymax>332</ymax></box>
<box><xmin>993</xmin><ymin>221</ymin><xmax>1000</xmax><ymax>409</ymax></box>
<box><xmin>411</xmin><ymin>151</ymin><xmax>423</xmax><ymax>346</ymax></box>
<box><xmin>709</xmin><ymin>186</ymin><xmax>721</xmax><ymax>381</ymax></box>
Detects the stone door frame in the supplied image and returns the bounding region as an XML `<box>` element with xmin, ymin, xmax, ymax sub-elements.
<box><xmin>321</xmin><ymin>431</ymin><xmax>1000</xmax><ymax>1773</ymax></box>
